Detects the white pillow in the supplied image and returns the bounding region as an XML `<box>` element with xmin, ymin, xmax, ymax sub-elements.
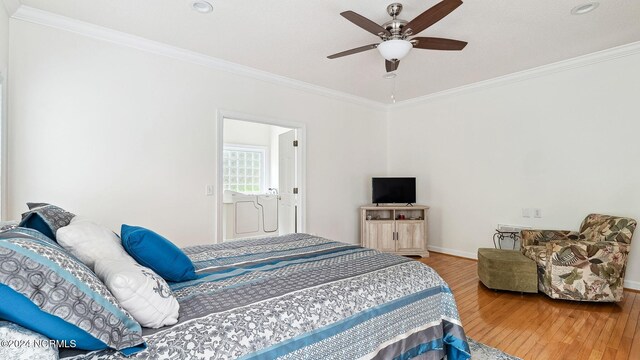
<box><xmin>56</xmin><ymin>216</ymin><xmax>134</xmax><ymax>270</ymax></box>
<box><xmin>94</xmin><ymin>260</ymin><xmax>180</xmax><ymax>328</ymax></box>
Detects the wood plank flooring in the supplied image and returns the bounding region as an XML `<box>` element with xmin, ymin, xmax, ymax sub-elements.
<box><xmin>419</xmin><ymin>252</ymin><xmax>640</xmax><ymax>360</ymax></box>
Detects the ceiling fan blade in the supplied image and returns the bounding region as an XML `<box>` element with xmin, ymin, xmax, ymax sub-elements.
<box><xmin>341</xmin><ymin>11</ymin><xmax>391</xmax><ymax>37</ymax></box>
<box><xmin>412</xmin><ymin>37</ymin><xmax>467</xmax><ymax>50</ymax></box>
<box><xmin>327</xmin><ymin>44</ymin><xmax>378</xmax><ymax>59</ymax></box>
<box><xmin>403</xmin><ymin>0</ymin><xmax>463</xmax><ymax>36</ymax></box>
<box><xmin>385</xmin><ymin>60</ymin><xmax>399</xmax><ymax>72</ymax></box>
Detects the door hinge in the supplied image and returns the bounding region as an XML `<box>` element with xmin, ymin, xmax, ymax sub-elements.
<box><xmin>293</xmin><ymin>187</ymin><xmax>299</xmax><ymax>194</ymax></box>
<box><xmin>293</xmin><ymin>140</ymin><xmax>298</xmax><ymax>147</ymax></box>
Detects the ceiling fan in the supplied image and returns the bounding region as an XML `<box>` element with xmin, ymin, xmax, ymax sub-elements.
<box><xmin>327</xmin><ymin>0</ymin><xmax>467</xmax><ymax>72</ymax></box>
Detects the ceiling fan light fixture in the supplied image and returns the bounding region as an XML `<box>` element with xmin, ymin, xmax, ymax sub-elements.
<box><xmin>377</xmin><ymin>39</ymin><xmax>412</xmax><ymax>61</ymax></box>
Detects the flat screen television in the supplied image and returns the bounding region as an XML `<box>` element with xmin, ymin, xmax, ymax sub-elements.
<box><xmin>372</xmin><ymin>177</ymin><xmax>416</xmax><ymax>205</ymax></box>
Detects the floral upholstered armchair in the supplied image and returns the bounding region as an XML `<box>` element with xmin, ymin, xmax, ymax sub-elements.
<box><xmin>521</xmin><ymin>214</ymin><xmax>636</xmax><ymax>302</ymax></box>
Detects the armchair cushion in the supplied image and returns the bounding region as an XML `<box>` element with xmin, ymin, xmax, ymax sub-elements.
<box><xmin>522</xmin><ymin>245</ymin><xmax>547</xmax><ymax>268</ymax></box>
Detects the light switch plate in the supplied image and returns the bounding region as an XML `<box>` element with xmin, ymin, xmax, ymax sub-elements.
<box><xmin>522</xmin><ymin>208</ymin><xmax>531</xmax><ymax>218</ymax></box>
<box><xmin>534</xmin><ymin>208</ymin><xmax>542</xmax><ymax>218</ymax></box>
<box><xmin>206</xmin><ymin>185</ymin><xmax>215</xmax><ymax>196</ymax></box>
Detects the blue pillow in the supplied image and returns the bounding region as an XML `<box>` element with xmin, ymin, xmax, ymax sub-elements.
<box><xmin>19</xmin><ymin>213</ymin><xmax>56</xmax><ymax>239</ymax></box>
<box><xmin>18</xmin><ymin>203</ymin><xmax>75</xmax><ymax>241</ymax></box>
<box><xmin>0</xmin><ymin>220</ymin><xmax>18</xmax><ymax>232</ymax></box>
<box><xmin>0</xmin><ymin>232</ymin><xmax>146</xmax><ymax>354</ymax></box>
<box><xmin>121</xmin><ymin>225</ymin><xmax>197</xmax><ymax>282</ymax></box>
<box><xmin>0</xmin><ymin>285</ymin><xmax>108</xmax><ymax>350</ymax></box>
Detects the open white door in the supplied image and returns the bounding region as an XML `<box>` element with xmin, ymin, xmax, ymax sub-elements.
<box><xmin>278</xmin><ymin>130</ymin><xmax>298</xmax><ymax>234</ymax></box>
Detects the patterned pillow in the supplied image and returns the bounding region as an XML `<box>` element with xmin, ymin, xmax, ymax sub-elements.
<box><xmin>0</xmin><ymin>220</ymin><xmax>19</xmax><ymax>232</ymax></box>
<box><xmin>0</xmin><ymin>320</ymin><xmax>58</xmax><ymax>360</ymax></box>
<box><xmin>0</xmin><ymin>231</ymin><xmax>146</xmax><ymax>355</ymax></box>
<box><xmin>0</xmin><ymin>227</ymin><xmax>61</xmax><ymax>246</ymax></box>
<box><xmin>18</xmin><ymin>203</ymin><xmax>75</xmax><ymax>241</ymax></box>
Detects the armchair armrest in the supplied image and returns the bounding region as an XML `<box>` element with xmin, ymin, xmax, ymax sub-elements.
<box><xmin>520</xmin><ymin>230</ymin><xmax>581</xmax><ymax>247</ymax></box>
<box><xmin>544</xmin><ymin>240</ymin><xmax>629</xmax><ymax>301</ymax></box>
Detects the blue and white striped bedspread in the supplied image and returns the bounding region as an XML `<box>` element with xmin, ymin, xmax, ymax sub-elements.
<box><xmin>68</xmin><ymin>233</ymin><xmax>470</xmax><ymax>359</ymax></box>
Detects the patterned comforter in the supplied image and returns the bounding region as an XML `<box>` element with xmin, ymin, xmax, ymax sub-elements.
<box><xmin>63</xmin><ymin>233</ymin><xmax>470</xmax><ymax>359</ymax></box>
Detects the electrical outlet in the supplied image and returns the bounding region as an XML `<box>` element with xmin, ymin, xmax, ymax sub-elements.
<box><xmin>522</xmin><ymin>208</ymin><xmax>531</xmax><ymax>218</ymax></box>
<box><xmin>534</xmin><ymin>208</ymin><xmax>542</xmax><ymax>218</ymax></box>
<box><xmin>205</xmin><ymin>185</ymin><xmax>215</xmax><ymax>196</ymax></box>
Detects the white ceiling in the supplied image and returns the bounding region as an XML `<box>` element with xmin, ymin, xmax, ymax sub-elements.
<box><xmin>14</xmin><ymin>0</ymin><xmax>640</xmax><ymax>103</ymax></box>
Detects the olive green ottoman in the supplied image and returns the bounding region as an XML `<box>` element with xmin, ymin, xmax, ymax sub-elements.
<box><xmin>477</xmin><ymin>248</ymin><xmax>538</xmax><ymax>293</ymax></box>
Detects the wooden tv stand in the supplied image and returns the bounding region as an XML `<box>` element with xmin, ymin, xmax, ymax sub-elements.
<box><xmin>360</xmin><ymin>204</ymin><xmax>429</xmax><ymax>257</ymax></box>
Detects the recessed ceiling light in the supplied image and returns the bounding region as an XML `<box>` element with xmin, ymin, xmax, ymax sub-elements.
<box><xmin>383</xmin><ymin>73</ymin><xmax>397</xmax><ymax>79</ymax></box>
<box><xmin>571</xmin><ymin>2</ymin><xmax>599</xmax><ymax>15</ymax></box>
<box><xmin>191</xmin><ymin>0</ymin><xmax>213</xmax><ymax>14</ymax></box>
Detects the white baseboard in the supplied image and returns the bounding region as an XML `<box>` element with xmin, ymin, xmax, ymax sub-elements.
<box><xmin>427</xmin><ymin>246</ymin><xmax>640</xmax><ymax>292</ymax></box>
<box><xmin>624</xmin><ymin>279</ymin><xmax>640</xmax><ymax>291</ymax></box>
<box><xmin>427</xmin><ymin>245</ymin><xmax>477</xmax><ymax>260</ymax></box>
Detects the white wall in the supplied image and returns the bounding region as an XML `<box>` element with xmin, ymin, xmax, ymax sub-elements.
<box><xmin>388</xmin><ymin>52</ymin><xmax>640</xmax><ymax>288</ymax></box>
<box><xmin>7</xmin><ymin>19</ymin><xmax>387</xmax><ymax>246</ymax></box>
<box><xmin>0</xmin><ymin>4</ymin><xmax>9</xmax><ymax>219</ymax></box>
<box><xmin>223</xmin><ymin>119</ymin><xmax>272</xmax><ymax>148</ymax></box>
<box><xmin>9</xmin><ymin>9</ymin><xmax>638</xmax><ymax>289</ymax></box>
<box><xmin>0</xmin><ymin>5</ymin><xmax>7</xmax><ymax>73</ymax></box>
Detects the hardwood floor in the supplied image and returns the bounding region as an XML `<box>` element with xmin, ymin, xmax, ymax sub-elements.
<box><xmin>419</xmin><ymin>252</ymin><xmax>640</xmax><ymax>360</ymax></box>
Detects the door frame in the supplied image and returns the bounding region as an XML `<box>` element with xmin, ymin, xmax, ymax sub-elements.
<box><xmin>216</xmin><ymin>110</ymin><xmax>307</xmax><ymax>243</ymax></box>
<box><xmin>0</xmin><ymin>74</ymin><xmax>6</xmax><ymax>220</ymax></box>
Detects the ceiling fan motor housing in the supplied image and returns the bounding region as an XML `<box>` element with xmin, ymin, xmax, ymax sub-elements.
<box><xmin>382</xmin><ymin>19</ymin><xmax>408</xmax><ymax>39</ymax></box>
<box><xmin>384</xmin><ymin>3</ymin><xmax>408</xmax><ymax>39</ymax></box>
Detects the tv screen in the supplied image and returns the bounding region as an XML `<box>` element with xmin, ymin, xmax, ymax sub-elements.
<box><xmin>372</xmin><ymin>177</ymin><xmax>416</xmax><ymax>204</ymax></box>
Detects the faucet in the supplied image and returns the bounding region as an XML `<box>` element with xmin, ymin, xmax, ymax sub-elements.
<box><xmin>268</xmin><ymin>188</ymin><xmax>278</xmax><ymax>195</ymax></box>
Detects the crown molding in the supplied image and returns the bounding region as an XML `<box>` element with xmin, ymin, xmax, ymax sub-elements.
<box><xmin>10</xmin><ymin>6</ymin><xmax>640</xmax><ymax>112</ymax></box>
<box><xmin>393</xmin><ymin>41</ymin><xmax>640</xmax><ymax>109</ymax></box>
<box><xmin>11</xmin><ymin>6</ymin><xmax>388</xmax><ymax>111</ymax></box>
<box><xmin>2</xmin><ymin>0</ymin><xmax>20</xmax><ymax>16</ymax></box>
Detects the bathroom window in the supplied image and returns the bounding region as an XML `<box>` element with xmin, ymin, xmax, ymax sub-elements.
<box><xmin>223</xmin><ymin>145</ymin><xmax>267</xmax><ymax>193</ymax></box>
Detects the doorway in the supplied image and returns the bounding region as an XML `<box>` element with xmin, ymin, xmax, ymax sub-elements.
<box><xmin>217</xmin><ymin>112</ymin><xmax>305</xmax><ymax>242</ymax></box>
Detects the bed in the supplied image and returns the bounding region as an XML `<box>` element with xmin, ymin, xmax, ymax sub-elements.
<box><xmin>58</xmin><ymin>233</ymin><xmax>470</xmax><ymax>359</ymax></box>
